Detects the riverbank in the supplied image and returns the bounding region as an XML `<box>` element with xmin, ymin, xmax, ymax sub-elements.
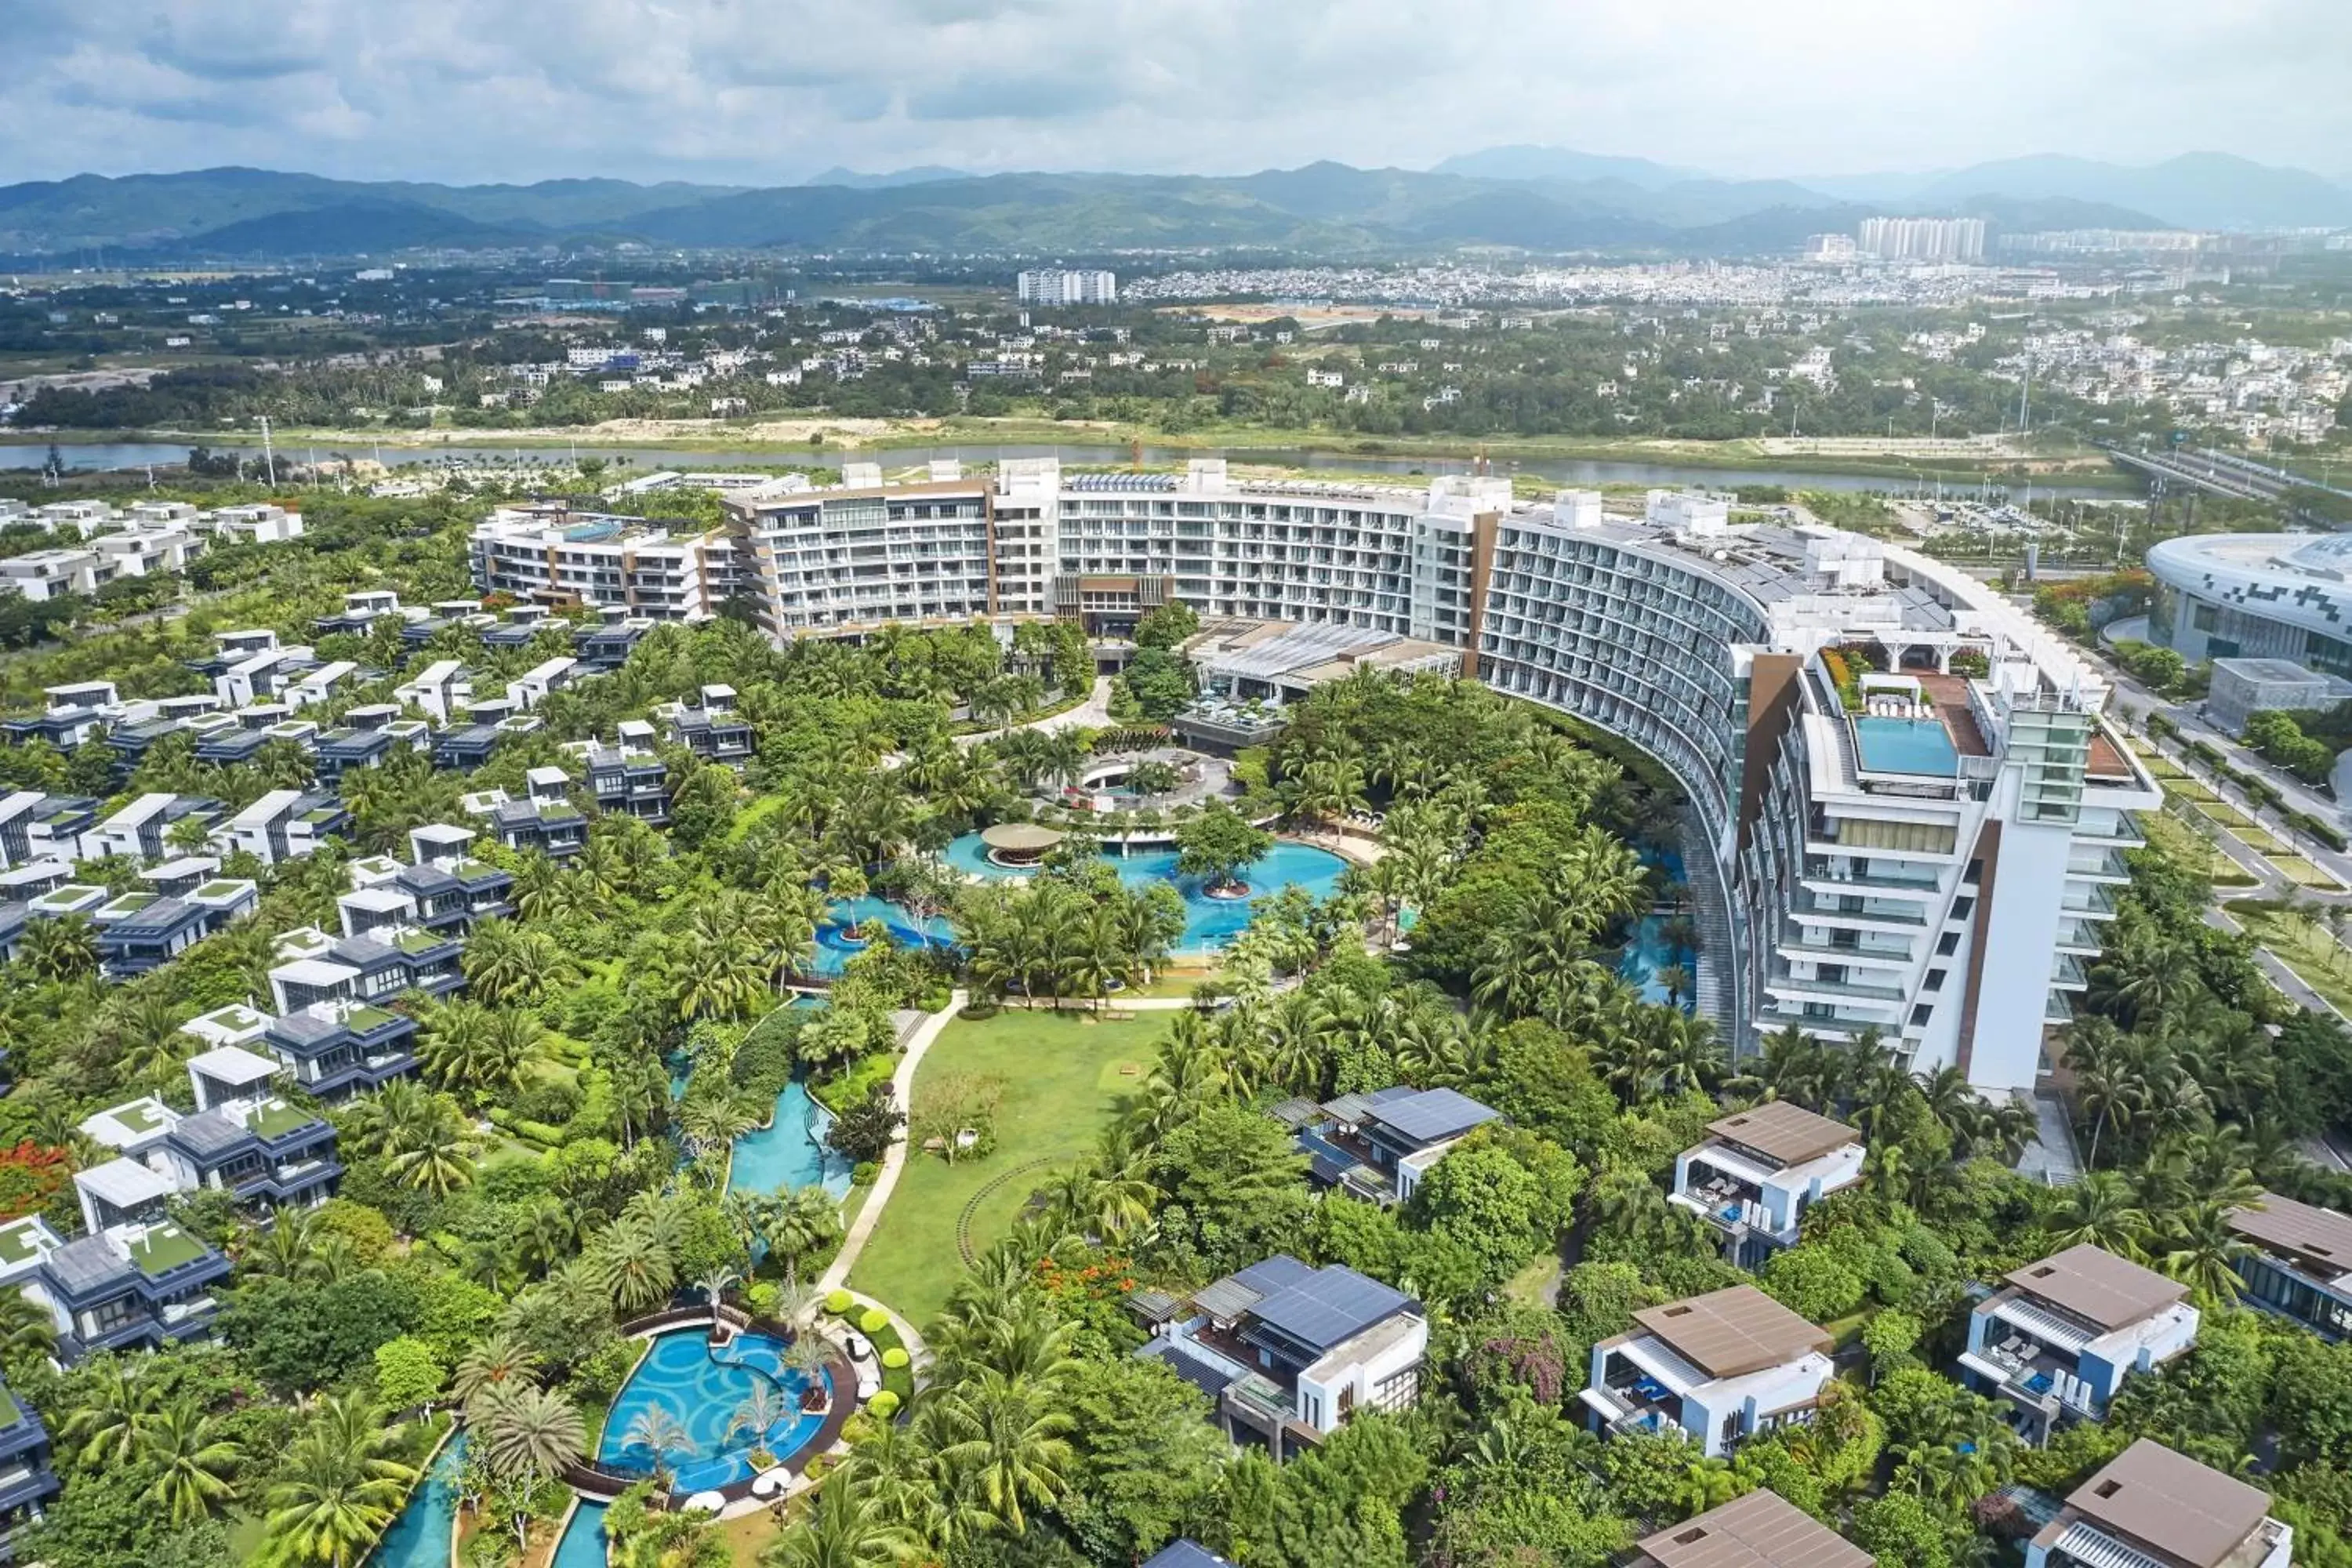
<box><xmin>0</xmin><ymin>419</ymin><xmax>2133</xmax><ymax>488</ymax></box>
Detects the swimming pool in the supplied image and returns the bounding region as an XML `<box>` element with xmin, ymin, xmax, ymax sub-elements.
<box><xmin>1618</xmin><ymin>913</ymin><xmax>1697</xmax><ymax>1010</ymax></box>
<box><xmin>805</xmin><ymin>895</ymin><xmax>955</xmax><ymax>978</ymax></box>
<box><xmin>730</xmin><ymin>1080</ymin><xmax>853</xmax><ymax>1200</ymax></box>
<box><xmin>600</xmin><ymin>1330</ymin><xmax>833</xmax><ymax>1495</ymax></box>
<box><xmin>1852</xmin><ymin>715</ymin><xmax>1961</xmax><ymax>777</ymax></box>
<box><xmin>939</xmin><ymin>834</ymin><xmax>1349</xmax><ymax>950</ymax></box>
<box><xmin>364</xmin><ymin>1432</ymin><xmax>466</xmax><ymax>1568</ymax></box>
<box><xmin>551</xmin><ymin>1500</ymin><xmax>608</xmax><ymax>1568</ymax></box>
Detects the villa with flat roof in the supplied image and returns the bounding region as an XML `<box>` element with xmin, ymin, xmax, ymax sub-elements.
<box><xmin>2027</xmin><ymin>1439</ymin><xmax>2291</xmax><ymax>1568</ymax></box>
<box><xmin>81</xmin><ymin>1047</ymin><xmax>339</xmax><ymax>1214</ymax></box>
<box><xmin>2227</xmin><ymin>1192</ymin><xmax>2352</xmax><ymax>1341</ymax></box>
<box><xmin>1962</xmin><ymin>1243</ymin><xmax>2200</xmax><ymax>1445</ymax></box>
<box><xmin>659</xmin><ymin>684</ymin><xmax>755</xmax><ymax>762</ymax></box>
<box><xmin>465</xmin><ymin>769</ymin><xmax>588</xmax><ymax>858</ymax></box>
<box><xmin>1273</xmin><ymin>1085</ymin><xmax>1501</xmax><ymax>1204</ymax></box>
<box><xmin>0</xmin><ymin>1162</ymin><xmax>231</xmax><ymax>1363</ymax></box>
<box><xmin>1581</xmin><ymin>1285</ymin><xmax>1837</xmax><ymax>1457</ymax></box>
<box><xmin>1671</xmin><ymin>1101</ymin><xmax>1866</xmax><ymax>1269</ymax></box>
<box><xmin>214</xmin><ymin>789</ymin><xmax>347</xmax><ymax>866</ymax></box>
<box><xmin>1137</xmin><ymin>1254</ymin><xmax>1428</xmax><ymax>1463</ymax></box>
<box><xmin>575</xmin><ymin>720</ymin><xmax>670</xmax><ymax>823</ymax></box>
<box><xmin>0</xmin><ymin>1373</ymin><xmax>60</xmax><ymax>1561</ymax></box>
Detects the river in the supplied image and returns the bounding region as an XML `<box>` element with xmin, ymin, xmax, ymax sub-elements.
<box><xmin>0</xmin><ymin>436</ymin><xmax>2128</xmax><ymax>499</ymax></box>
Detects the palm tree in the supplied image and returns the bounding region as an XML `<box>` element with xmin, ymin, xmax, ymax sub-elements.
<box><xmin>728</xmin><ymin>1381</ymin><xmax>793</xmax><ymax>1445</ymax></box>
<box><xmin>591</xmin><ymin>1214</ymin><xmax>678</xmax><ymax>1313</ymax></box>
<box><xmin>462</xmin><ymin>920</ymin><xmax>571</xmax><ymax>1006</ymax></box>
<box><xmin>141</xmin><ymin>1399</ymin><xmax>241</xmax><ymax>1526</ymax></box>
<box><xmin>19</xmin><ymin>914</ymin><xmax>100</xmax><ymax>982</ymax></box>
<box><xmin>622</xmin><ymin>1406</ymin><xmax>693</xmax><ymax>1487</ymax></box>
<box><xmin>382</xmin><ymin>1094</ymin><xmax>476</xmax><ymax>1195</ymax></box>
<box><xmin>61</xmin><ymin>1359</ymin><xmax>156</xmax><ymax>1466</ymax></box>
<box><xmin>264</xmin><ymin>1397</ymin><xmax>415</xmax><ymax>1568</ymax></box>
<box><xmin>452</xmin><ymin>1328</ymin><xmax>543</xmax><ymax>1406</ymax></box>
<box><xmin>928</xmin><ymin>1371</ymin><xmax>1075</xmax><ymax>1537</ymax></box>
<box><xmin>2154</xmin><ymin>1199</ymin><xmax>2252</xmax><ymax>1304</ymax></box>
<box><xmin>474</xmin><ymin>1382</ymin><xmax>586</xmax><ymax>1483</ymax></box>
<box><xmin>766</xmin><ymin>1468</ymin><xmax>916</xmax><ymax>1568</ymax></box>
<box><xmin>0</xmin><ymin>1289</ymin><xmax>57</xmax><ymax>1371</ymax></box>
<box><xmin>2051</xmin><ymin>1171</ymin><xmax>2147</xmax><ymax>1257</ymax></box>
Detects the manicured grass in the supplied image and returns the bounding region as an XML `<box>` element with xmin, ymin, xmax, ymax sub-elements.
<box><xmin>1501</xmin><ymin>1252</ymin><xmax>1561</xmax><ymax>1308</ymax></box>
<box><xmin>2234</xmin><ymin>904</ymin><xmax>2352</xmax><ymax>1013</ymax></box>
<box><xmin>2161</xmin><ymin>775</ymin><xmax>2217</xmax><ymax>800</ymax></box>
<box><xmin>2193</xmin><ymin>799</ymin><xmax>2255</xmax><ymax>828</ymax></box>
<box><xmin>2271</xmin><ymin>854</ymin><xmax>2346</xmax><ymax>891</ymax></box>
<box><xmin>727</xmin><ymin>789</ymin><xmax>793</xmax><ymax>844</ymax></box>
<box><xmin>715</xmin><ymin>1509</ymin><xmax>784</xmax><ymax>1566</ymax></box>
<box><xmin>2231</xmin><ymin>822</ymin><xmax>2292</xmax><ymax>855</ymax></box>
<box><xmin>848</xmin><ymin>1011</ymin><xmax>1166</xmax><ymax>1327</ymax></box>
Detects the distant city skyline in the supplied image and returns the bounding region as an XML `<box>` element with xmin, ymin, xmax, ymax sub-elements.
<box><xmin>5</xmin><ymin>0</ymin><xmax>2348</xmax><ymax>187</ymax></box>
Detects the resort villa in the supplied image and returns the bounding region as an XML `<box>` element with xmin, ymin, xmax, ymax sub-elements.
<box><xmin>1670</xmin><ymin>1102</ymin><xmax>1866</xmax><ymax>1269</ymax></box>
<box><xmin>1628</xmin><ymin>1486</ymin><xmax>1872</xmax><ymax>1568</ymax></box>
<box><xmin>1581</xmin><ymin>1285</ymin><xmax>1837</xmax><ymax>1457</ymax></box>
<box><xmin>78</xmin><ymin>1046</ymin><xmax>340</xmax><ymax>1216</ymax></box>
<box><xmin>1272</xmin><ymin>1085</ymin><xmax>1501</xmax><ymax>1204</ymax></box>
<box><xmin>2026</xmin><ymin>1439</ymin><xmax>2291</xmax><ymax>1568</ymax></box>
<box><xmin>1136</xmin><ymin>1254</ymin><xmax>1428</xmax><ymax>1461</ymax></box>
<box><xmin>1962</xmin><ymin>1243</ymin><xmax>2200</xmax><ymax>1445</ymax></box>
<box><xmin>2227</xmin><ymin>1192</ymin><xmax>2352</xmax><ymax>1341</ymax></box>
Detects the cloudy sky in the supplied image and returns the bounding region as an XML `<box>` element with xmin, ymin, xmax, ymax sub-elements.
<box><xmin>6</xmin><ymin>0</ymin><xmax>2344</xmax><ymax>186</ymax></box>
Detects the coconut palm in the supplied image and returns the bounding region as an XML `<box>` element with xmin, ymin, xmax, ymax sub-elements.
<box><xmin>381</xmin><ymin>1094</ymin><xmax>477</xmax><ymax>1196</ymax></box>
<box><xmin>2153</xmin><ymin>1199</ymin><xmax>2252</xmax><ymax>1304</ymax></box>
<box><xmin>19</xmin><ymin>914</ymin><xmax>100</xmax><ymax>982</ymax></box>
<box><xmin>61</xmin><ymin>1358</ymin><xmax>158</xmax><ymax>1466</ymax></box>
<box><xmin>264</xmin><ymin>1397</ymin><xmax>415</xmax><ymax>1568</ymax></box>
<box><xmin>452</xmin><ymin>1328</ymin><xmax>543</xmax><ymax>1406</ymax></box>
<box><xmin>928</xmin><ymin>1371</ymin><xmax>1075</xmax><ymax>1537</ymax></box>
<box><xmin>591</xmin><ymin>1214</ymin><xmax>678</xmax><ymax>1313</ymax></box>
<box><xmin>141</xmin><ymin>1398</ymin><xmax>242</xmax><ymax>1526</ymax></box>
<box><xmin>766</xmin><ymin>1468</ymin><xmax>915</xmax><ymax>1568</ymax></box>
<box><xmin>2050</xmin><ymin>1171</ymin><xmax>2147</xmax><ymax>1258</ymax></box>
<box><xmin>474</xmin><ymin>1381</ymin><xmax>586</xmax><ymax>1482</ymax></box>
<box><xmin>0</xmin><ymin>1287</ymin><xmax>57</xmax><ymax>1372</ymax></box>
<box><xmin>623</xmin><ymin>1406</ymin><xmax>693</xmax><ymax>1486</ymax></box>
<box><xmin>462</xmin><ymin>920</ymin><xmax>572</xmax><ymax>1006</ymax></box>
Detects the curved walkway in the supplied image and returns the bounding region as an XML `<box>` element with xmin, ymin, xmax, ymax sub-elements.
<box><xmin>956</xmin><ymin>675</ymin><xmax>1113</xmax><ymax>748</ymax></box>
<box><xmin>819</xmin><ymin>989</ymin><xmax>964</xmax><ymax>1300</ymax></box>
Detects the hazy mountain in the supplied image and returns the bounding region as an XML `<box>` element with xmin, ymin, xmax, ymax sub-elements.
<box><xmin>800</xmin><ymin>166</ymin><xmax>974</xmax><ymax>189</ymax></box>
<box><xmin>1431</xmin><ymin>145</ymin><xmax>1704</xmax><ymax>189</ymax></box>
<box><xmin>1909</xmin><ymin>153</ymin><xmax>2352</xmax><ymax>230</ymax></box>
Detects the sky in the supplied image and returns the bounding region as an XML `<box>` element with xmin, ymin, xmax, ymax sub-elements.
<box><xmin>5</xmin><ymin>0</ymin><xmax>2346</xmax><ymax>187</ymax></box>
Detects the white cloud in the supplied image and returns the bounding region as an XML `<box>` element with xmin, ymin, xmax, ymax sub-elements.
<box><xmin>2</xmin><ymin>0</ymin><xmax>2345</xmax><ymax>184</ymax></box>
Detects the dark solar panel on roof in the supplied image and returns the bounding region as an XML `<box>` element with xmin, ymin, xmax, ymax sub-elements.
<box><xmin>1247</xmin><ymin>1265</ymin><xmax>1414</xmax><ymax>1355</ymax></box>
<box><xmin>1141</xmin><ymin>1340</ymin><xmax>1241</xmax><ymax>1402</ymax></box>
<box><xmin>1370</xmin><ymin>1087</ymin><xmax>1500</xmax><ymax>1145</ymax></box>
<box><xmin>1229</xmin><ymin>1254</ymin><xmax>1318</xmax><ymax>1297</ymax></box>
<box><xmin>1142</xmin><ymin>1543</ymin><xmax>1231</xmax><ymax>1568</ymax></box>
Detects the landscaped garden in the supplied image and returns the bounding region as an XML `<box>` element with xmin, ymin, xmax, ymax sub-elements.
<box><xmin>847</xmin><ymin>1009</ymin><xmax>1165</xmax><ymax>1326</ymax></box>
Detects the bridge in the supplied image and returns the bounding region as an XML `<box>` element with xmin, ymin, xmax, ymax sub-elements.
<box><xmin>2101</xmin><ymin>442</ymin><xmax>2352</xmax><ymax>512</ymax></box>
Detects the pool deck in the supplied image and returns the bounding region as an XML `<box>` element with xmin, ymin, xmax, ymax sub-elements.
<box><xmin>1914</xmin><ymin>673</ymin><xmax>1991</xmax><ymax>757</ymax></box>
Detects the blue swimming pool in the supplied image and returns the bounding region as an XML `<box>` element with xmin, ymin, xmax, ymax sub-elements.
<box><xmin>551</xmin><ymin>1499</ymin><xmax>609</xmax><ymax>1568</ymax></box>
<box><xmin>805</xmin><ymin>895</ymin><xmax>955</xmax><ymax>978</ymax></box>
<box><xmin>365</xmin><ymin>1432</ymin><xmax>466</xmax><ymax>1568</ymax></box>
<box><xmin>731</xmin><ymin>1080</ymin><xmax>853</xmax><ymax>1199</ymax></box>
<box><xmin>600</xmin><ymin>1330</ymin><xmax>833</xmax><ymax>1496</ymax></box>
<box><xmin>939</xmin><ymin>834</ymin><xmax>1350</xmax><ymax>950</ymax></box>
<box><xmin>1853</xmin><ymin>716</ymin><xmax>1960</xmax><ymax>777</ymax></box>
<box><xmin>1618</xmin><ymin>913</ymin><xmax>1697</xmax><ymax>1010</ymax></box>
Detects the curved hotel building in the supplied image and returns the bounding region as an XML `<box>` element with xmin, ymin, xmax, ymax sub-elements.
<box><xmin>2146</xmin><ymin>532</ymin><xmax>2352</xmax><ymax>675</ymax></box>
<box><xmin>470</xmin><ymin>459</ymin><xmax>2156</xmax><ymax>1093</ymax></box>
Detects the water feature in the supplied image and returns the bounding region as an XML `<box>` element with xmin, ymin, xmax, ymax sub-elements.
<box><xmin>551</xmin><ymin>1500</ymin><xmax>609</xmax><ymax>1568</ymax></box>
<box><xmin>1617</xmin><ymin>847</ymin><xmax>1697</xmax><ymax>1009</ymax></box>
<box><xmin>730</xmin><ymin>1080</ymin><xmax>853</xmax><ymax>1199</ymax></box>
<box><xmin>0</xmin><ymin>437</ymin><xmax>2131</xmax><ymax>499</ymax></box>
<box><xmin>938</xmin><ymin>835</ymin><xmax>1349</xmax><ymax>950</ymax></box>
<box><xmin>600</xmin><ymin>1330</ymin><xmax>833</xmax><ymax>1495</ymax></box>
<box><xmin>808</xmin><ymin>894</ymin><xmax>954</xmax><ymax>978</ymax></box>
<box><xmin>365</xmin><ymin>1431</ymin><xmax>466</xmax><ymax>1568</ymax></box>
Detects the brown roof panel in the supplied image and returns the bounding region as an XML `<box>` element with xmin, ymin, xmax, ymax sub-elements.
<box><xmin>1707</xmin><ymin>1101</ymin><xmax>1860</xmax><ymax>1167</ymax></box>
<box><xmin>2004</xmin><ymin>1243</ymin><xmax>2187</xmax><ymax>1333</ymax></box>
<box><xmin>2067</xmin><ymin>1439</ymin><xmax>2271</xmax><ymax>1568</ymax></box>
<box><xmin>1635</xmin><ymin>1488</ymin><xmax>1873</xmax><ymax>1568</ymax></box>
<box><xmin>2227</xmin><ymin>1192</ymin><xmax>2352</xmax><ymax>1276</ymax></box>
<box><xmin>1632</xmin><ymin>1286</ymin><xmax>1831</xmax><ymax>1381</ymax></box>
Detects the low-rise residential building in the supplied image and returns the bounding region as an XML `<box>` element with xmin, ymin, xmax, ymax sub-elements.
<box><xmin>395</xmin><ymin>659</ymin><xmax>476</xmax><ymax>723</ymax></box>
<box><xmin>0</xmin><ymin>1370</ymin><xmax>61</xmax><ymax>1559</ymax></box>
<box><xmin>92</xmin><ymin>879</ymin><xmax>255</xmax><ymax>977</ymax></box>
<box><xmin>81</xmin><ymin>792</ymin><xmax>223</xmax><ymax>863</ymax></box>
<box><xmin>463</xmin><ymin>767</ymin><xmax>588</xmax><ymax>858</ymax></box>
<box><xmin>1276</xmin><ymin>1085</ymin><xmax>1500</xmax><ymax>1203</ymax></box>
<box><xmin>313</xmin><ymin>589</ymin><xmax>403</xmax><ymax>636</ymax></box>
<box><xmin>0</xmin><ymin>793</ymin><xmax>102</xmax><ymax>869</ymax></box>
<box><xmin>0</xmin><ymin>683</ymin><xmax>121</xmax><ymax>748</ymax></box>
<box><xmin>1962</xmin><ymin>1243</ymin><xmax>2200</xmax><ymax>1445</ymax></box>
<box><xmin>267</xmin><ymin>916</ymin><xmax>465</xmax><ymax>1014</ymax></box>
<box><xmin>81</xmin><ymin>1047</ymin><xmax>340</xmax><ymax>1215</ymax></box>
<box><xmin>214</xmin><ymin>789</ymin><xmax>348</xmax><ymax>866</ymax></box>
<box><xmin>575</xmin><ymin>720</ymin><xmax>670</xmax><ymax>822</ymax></box>
<box><xmin>1136</xmin><ymin>1254</ymin><xmax>1427</xmax><ymax>1462</ymax></box>
<box><xmin>1671</xmin><ymin>1102</ymin><xmax>1866</xmax><ymax>1269</ymax></box>
<box><xmin>2227</xmin><ymin>1192</ymin><xmax>2352</xmax><ymax>1341</ymax></box>
<box><xmin>312</xmin><ymin>708</ymin><xmax>432</xmax><ymax>784</ymax></box>
<box><xmin>206</xmin><ymin>504</ymin><xmax>304</xmax><ymax>545</ymax></box>
<box><xmin>659</xmin><ymin>684</ymin><xmax>754</xmax><ymax>762</ymax></box>
<box><xmin>1581</xmin><ymin>1285</ymin><xmax>1836</xmax><ymax>1457</ymax></box>
<box><xmin>0</xmin><ymin>1153</ymin><xmax>234</xmax><ymax>1363</ymax></box>
<box><xmin>1628</xmin><ymin>1486</ymin><xmax>1871</xmax><ymax>1568</ymax></box>
<box><xmin>0</xmin><ymin>549</ymin><xmax>106</xmax><ymax>602</ymax></box>
<box><xmin>507</xmin><ymin>655</ymin><xmax>578</xmax><ymax>709</ymax></box>
<box><xmin>2026</xmin><ymin>1439</ymin><xmax>2291</xmax><ymax>1568</ymax></box>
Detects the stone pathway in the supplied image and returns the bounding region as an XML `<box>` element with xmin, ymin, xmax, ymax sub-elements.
<box><xmin>820</xmin><ymin>990</ymin><xmax>964</xmax><ymax>1298</ymax></box>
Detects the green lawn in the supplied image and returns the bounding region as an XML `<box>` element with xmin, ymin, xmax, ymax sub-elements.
<box><xmin>2234</xmin><ymin>903</ymin><xmax>2352</xmax><ymax>1013</ymax></box>
<box><xmin>848</xmin><ymin>1011</ymin><xmax>1167</xmax><ymax>1327</ymax></box>
<box><xmin>2270</xmin><ymin>854</ymin><xmax>2346</xmax><ymax>891</ymax></box>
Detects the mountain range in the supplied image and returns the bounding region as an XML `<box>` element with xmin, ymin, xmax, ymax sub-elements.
<box><xmin>0</xmin><ymin>149</ymin><xmax>2343</xmax><ymax>260</ymax></box>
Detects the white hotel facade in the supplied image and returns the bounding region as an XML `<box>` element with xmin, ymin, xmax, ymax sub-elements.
<box><xmin>468</xmin><ymin>461</ymin><xmax>2154</xmax><ymax>1091</ymax></box>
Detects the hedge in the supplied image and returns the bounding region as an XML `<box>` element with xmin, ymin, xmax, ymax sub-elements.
<box><xmin>2288</xmin><ymin>810</ymin><xmax>2350</xmax><ymax>851</ymax></box>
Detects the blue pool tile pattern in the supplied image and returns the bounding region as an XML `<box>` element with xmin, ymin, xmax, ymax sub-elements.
<box><xmin>599</xmin><ymin>1330</ymin><xmax>833</xmax><ymax>1495</ymax></box>
<box><xmin>1852</xmin><ymin>715</ymin><xmax>1962</xmax><ymax>777</ymax></box>
<box><xmin>936</xmin><ymin>834</ymin><xmax>1349</xmax><ymax>950</ymax></box>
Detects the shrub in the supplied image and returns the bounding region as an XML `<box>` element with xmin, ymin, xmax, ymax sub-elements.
<box><xmin>824</xmin><ymin>1290</ymin><xmax>854</xmax><ymax>1315</ymax></box>
<box><xmin>858</xmin><ymin>1308</ymin><xmax>888</xmax><ymax>1334</ymax></box>
<box><xmin>881</xmin><ymin>1347</ymin><xmax>909</xmax><ymax>1370</ymax></box>
<box><xmin>866</xmin><ymin>1390</ymin><xmax>900</xmax><ymax>1419</ymax></box>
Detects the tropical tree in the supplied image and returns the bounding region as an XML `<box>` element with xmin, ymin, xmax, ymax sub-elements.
<box><xmin>474</xmin><ymin>1381</ymin><xmax>587</xmax><ymax>1483</ymax></box>
<box><xmin>141</xmin><ymin>1399</ymin><xmax>242</xmax><ymax>1526</ymax></box>
<box><xmin>765</xmin><ymin>1467</ymin><xmax>915</xmax><ymax>1568</ymax></box>
<box><xmin>453</xmin><ymin>1329</ymin><xmax>543</xmax><ymax>1406</ymax></box>
<box><xmin>19</xmin><ymin>914</ymin><xmax>100</xmax><ymax>982</ymax></box>
<box><xmin>1172</xmin><ymin>800</ymin><xmax>1273</xmax><ymax>895</ymax></box>
<box><xmin>264</xmin><ymin>1397</ymin><xmax>416</xmax><ymax>1568</ymax></box>
<box><xmin>927</xmin><ymin>1371</ymin><xmax>1075</xmax><ymax>1537</ymax></box>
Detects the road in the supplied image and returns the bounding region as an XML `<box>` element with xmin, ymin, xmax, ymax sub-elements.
<box><xmin>2100</xmin><ymin>442</ymin><xmax>2352</xmax><ymax>508</ymax></box>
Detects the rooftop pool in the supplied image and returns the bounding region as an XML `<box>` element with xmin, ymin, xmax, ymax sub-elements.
<box><xmin>1852</xmin><ymin>715</ymin><xmax>1961</xmax><ymax>778</ymax></box>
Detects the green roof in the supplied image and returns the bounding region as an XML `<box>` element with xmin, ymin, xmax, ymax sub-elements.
<box><xmin>127</xmin><ymin>1224</ymin><xmax>209</xmax><ymax>1277</ymax></box>
<box><xmin>394</xmin><ymin>930</ymin><xmax>446</xmax><ymax>956</ymax></box>
<box><xmin>203</xmin><ymin>1005</ymin><xmax>267</xmax><ymax>1030</ymax></box>
<box><xmin>115</xmin><ymin>1101</ymin><xmax>169</xmax><ymax>1134</ymax></box>
<box><xmin>451</xmin><ymin>860</ymin><xmax>506</xmax><ymax>885</ymax></box>
<box><xmin>345</xmin><ymin>1005</ymin><xmax>398</xmax><ymax>1033</ymax></box>
<box><xmin>249</xmin><ymin>1099</ymin><xmax>321</xmax><ymax>1141</ymax></box>
<box><xmin>102</xmin><ymin>893</ymin><xmax>158</xmax><ymax>914</ymax></box>
<box><xmin>195</xmin><ymin>880</ymin><xmax>245</xmax><ymax>899</ymax></box>
<box><xmin>537</xmin><ymin>802</ymin><xmax>578</xmax><ymax>822</ymax></box>
<box><xmin>0</xmin><ymin>1221</ymin><xmax>49</xmax><ymax>1267</ymax></box>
